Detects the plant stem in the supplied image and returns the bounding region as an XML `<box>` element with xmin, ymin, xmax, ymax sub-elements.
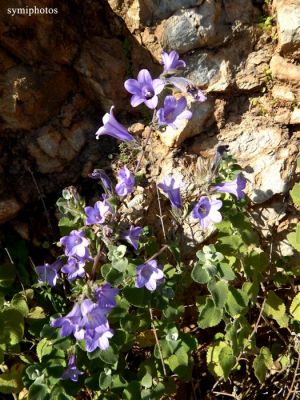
<box><xmin>149</xmin><ymin>307</ymin><xmax>167</xmax><ymax>377</ymax></box>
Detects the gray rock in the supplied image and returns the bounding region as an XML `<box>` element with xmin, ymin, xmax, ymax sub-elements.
<box><xmin>161</xmin><ymin>2</ymin><xmax>223</xmax><ymax>53</ymax></box>
<box><xmin>220</xmin><ymin>123</ymin><xmax>297</xmax><ymax>203</ymax></box>
<box><xmin>275</xmin><ymin>0</ymin><xmax>300</xmax><ymax>59</ymax></box>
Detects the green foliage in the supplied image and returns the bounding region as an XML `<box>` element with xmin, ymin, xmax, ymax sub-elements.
<box><xmin>253</xmin><ymin>347</ymin><xmax>273</xmax><ymax>383</ymax></box>
<box><xmin>1</xmin><ymin>148</ymin><xmax>298</xmax><ymax>399</ymax></box>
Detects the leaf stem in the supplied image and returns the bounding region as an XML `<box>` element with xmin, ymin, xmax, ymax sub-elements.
<box><xmin>149</xmin><ymin>307</ymin><xmax>167</xmax><ymax>377</ymax></box>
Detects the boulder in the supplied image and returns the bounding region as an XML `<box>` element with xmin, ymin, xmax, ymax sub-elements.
<box><xmin>274</xmin><ymin>0</ymin><xmax>300</xmax><ymax>59</ymax></box>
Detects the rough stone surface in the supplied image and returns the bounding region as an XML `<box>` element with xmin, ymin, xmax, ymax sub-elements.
<box><xmin>274</xmin><ymin>0</ymin><xmax>300</xmax><ymax>59</ymax></box>
<box><xmin>235</xmin><ymin>47</ymin><xmax>273</xmax><ymax>91</ymax></box>
<box><xmin>0</xmin><ymin>66</ymin><xmax>74</xmax><ymax>130</ymax></box>
<box><xmin>270</xmin><ymin>55</ymin><xmax>300</xmax><ymax>81</ymax></box>
<box><xmin>190</xmin><ymin>118</ymin><xmax>299</xmax><ymax>204</ymax></box>
<box><xmin>0</xmin><ymin>0</ymin><xmax>157</xmax><ymax>224</ymax></box>
<box><xmin>161</xmin><ymin>2</ymin><xmax>223</xmax><ymax>53</ymax></box>
<box><xmin>0</xmin><ymin>198</ymin><xmax>23</xmax><ymax>224</ymax></box>
<box><xmin>290</xmin><ymin>108</ymin><xmax>300</xmax><ymax>124</ymax></box>
<box><xmin>107</xmin><ymin>0</ymin><xmax>204</xmax><ymax>30</ymax></box>
<box><xmin>272</xmin><ymin>85</ymin><xmax>296</xmax><ymax>102</ymax></box>
<box><xmin>75</xmin><ymin>37</ymin><xmax>128</xmax><ymax>109</ymax></box>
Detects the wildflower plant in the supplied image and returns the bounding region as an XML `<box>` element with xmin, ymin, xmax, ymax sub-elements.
<box><xmin>1</xmin><ymin>51</ymin><xmax>299</xmax><ymax>400</ymax></box>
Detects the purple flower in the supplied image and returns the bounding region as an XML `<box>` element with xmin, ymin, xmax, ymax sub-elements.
<box><xmin>158</xmin><ymin>175</ymin><xmax>182</xmax><ymax>209</ymax></box>
<box><xmin>161</xmin><ymin>50</ymin><xmax>186</xmax><ymax>74</ymax></box>
<box><xmin>88</xmin><ymin>169</ymin><xmax>113</xmax><ymax>192</ymax></box>
<box><xmin>122</xmin><ymin>225</ymin><xmax>143</xmax><ymax>250</ymax></box>
<box><xmin>95</xmin><ymin>283</ymin><xmax>119</xmax><ymax>309</ymax></box>
<box><xmin>51</xmin><ymin>303</ymin><xmax>82</xmax><ymax>337</ymax></box>
<box><xmin>85</xmin><ymin>323</ymin><xmax>114</xmax><ymax>352</ymax></box>
<box><xmin>95</xmin><ymin>106</ymin><xmax>134</xmax><ymax>142</ymax></box>
<box><xmin>157</xmin><ymin>96</ymin><xmax>192</xmax><ymax>129</ymax></box>
<box><xmin>61</xmin><ymin>257</ymin><xmax>86</xmax><ymax>281</ymax></box>
<box><xmin>80</xmin><ymin>299</ymin><xmax>108</xmax><ymax>330</ymax></box>
<box><xmin>213</xmin><ymin>174</ymin><xmax>246</xmax><ymax>200</ymax></box>
<box><xmin>85</xmin><ymin>199</ymin><xmax>112</xmax><ymax>225</ymax></box>
<box><xmin>62</xmin><ymin>355</ymin><xmax>84</xmax><ymax>382</ymax></box>
<box><xmin>124</xmin><ymin>69</ymin><xmax>165</xmax><ymax>109</ymax></box>
<box><xmin>192</xmin><ymin>197</ymin><xmax>222</xmax><ymax>229</ymax></box>
<box><xmin>36</xmin><ymin>260</ymin><xmax>62</xmax><ymax>287</ymax></box>
<box><xmin>115</xmin><ymin>166</ymin><xmax>135</xmax><ymax>196</ymax></box>
<box><xmin>167</xmin><ymin>77</ymin><xmax>207</xmax><ymax>102</ymax></box>
<box><xmin>136</xmin><ymin>259</ymin><xmax>164</xmax><ymax>292</ymax></box>
<box><xmin>60</xmin><ymin>230</ymin><xmax>90</xmax><ymax>259</ymax></box>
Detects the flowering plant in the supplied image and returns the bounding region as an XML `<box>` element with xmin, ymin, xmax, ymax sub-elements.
<box><xmin>1</xmin><ymin>51</ymin><xmax>299</xmax><ymax>400</ymax></box>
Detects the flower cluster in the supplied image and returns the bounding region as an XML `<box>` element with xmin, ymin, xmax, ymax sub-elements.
<box><xmin>51</xmin><ymin>283</ymin><xmax>118</xmax><ymax>352</ymax></box>
<box><xmin>94</xmin><ymin>51</ymin><xmax>207</xmax><ymax>143</ymax></box>
<box><xmin>34</xmin><ymin>50</ymin><xmax>249</xmax><ymax>387</ymax></box>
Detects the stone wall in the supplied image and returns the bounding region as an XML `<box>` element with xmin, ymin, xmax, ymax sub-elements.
<box><xmin>0</xmin><ymin>0</ymin><xmax>299</xmax><ymax>236</ymax></box>
<box><xmin>0</xmin><ymin>0</ymin><xmax>156</xmax><ymax>224</ymax></box>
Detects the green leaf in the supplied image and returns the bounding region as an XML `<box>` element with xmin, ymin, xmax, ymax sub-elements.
<box><xmin>123</xmin><ymin>381</ymin><xmax>142</xmax><ymax>400</ymax></box>
<box><xmin>198</xmin><ymin>298</ymin><xmax>223</xmax><ymax>329</ymax></box>
<box><xmin>226</xmin><ymin>288</ymin><xmax>248</xmax><ymax>318</ymax></box>
<box><xmin>287</xmin><ymin>224</ymin><xmax>300</xmax><ymax>252</ymax></box>
<box><xmin>11</xmin><ymin>293</ymin><xmax>29</xmax><ymax>317</ymax></box>
<box><xmin>99</xmin><ymin>370</ymin><xmax>112</xmax><ymax>390</ymax></box>
<box><xmin>290</xmin><ymin>183</ymin><xmax>300</xmax><ymax>206</ymax></box>
<box><xmin>99</xmin><ymin>345</ymin><xmax>119</xmax><ymax>365</ymax></box>
<box><xmin>0</xmin><ymin>363</ymin><xmax>24</xmax><ymax>394</ymax></box>
<box><xmin>253</xmin><ymin>347</ymin><xmax>273</xmax><ymax>383</ymax></box>
<box><xmin>290</xmin><ymin>293</ymin><xmax>300</xmax><ymax>321</ymax></box>
<box><xmin>207</xmin><ymin>341</ymin><xmax>228</xmax><ymax>378</ymax></box>
<box><xmin>191</xmin><ymin>263</ymin><xmax>210</xmax><ymax>284</ymax></box>
<box><xmin>0</xmin><ymin>308</ymin><xmax>24</xmax><ymax>345</ymax></box>
<box><xmin>208</xmin><ymin>280</ymin><xmax>229</xmax><ymax>308</ymax></box>
<box><xmin>217</xmin><ymin>262</ymin><xmax>236</xmax><ymax>281</ymax></box>
<box><xmin>0</xmin><ymin>262</ymin><xmax>16</xmax><ymax>288</ymax></box>
<box><xmin>264</xmin><ymin>291</ymin><xmax>289</xmax><ymax>328</ymax></box>
<box><xmin>28</xmin><ymin>383</ymin><xmax>50</xmax><ymax>400</ymax></box>
<box><xmin>139</xmin><ymin>361</ymin><xmax>154</xmax><ymax>389</ymax></box>
<box><xmin>36</xmin><ymin>338</ymin><xmax>52</xmax><ymax>362</ymax></box>
<box><xmin>27</xmin><ymin>306</ymin><xmax>47</xmax><ymax>336</ymax></box>
<box><xmin>219</xmin><ymin>345</ymin><xmax>236</xmax><ymax>380</ymax></box>
<box><xmin>123</xmin><ymin>287</ymin><xmax>152</xmax><ymax>308</ymax></box>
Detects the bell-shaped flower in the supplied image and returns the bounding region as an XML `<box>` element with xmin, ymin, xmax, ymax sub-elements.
<box><xmin>213</xmin><ymin>174</ymin><xmax>246</xmax><ymax>200</ymax></box>
<box><xmin>135</xmin><ymin>259</ymin><xmax>164</xmax><ymax>292</ymax></box>
<box><xmin>115</xmin><ymin>166</ymin><xmax>135</xmax><ymax>196</ymax></box>
<box><xmin>122</xmin><ymin>225</ymin><xmax>143</xmax><ymax>250</ymax></box>
<box><xmin>80</xmin><ymin>299</ymin><xmax>108</xmax><ymax>331</ymax></box>
<box><xmin>85</xmin><ymin>323</ymin><xmax>114</xmax><ymax>352</ymax></box>
<box><xmin>51</xmin><ymin>303</ymin><xmax>83</xmax><ymax>337</ymax></box>
<box><xmin>60</xmin><ymin>230</ymin><xmax>90</xmax><ymax>259</ymax></box>
<box><xmin>192</xmin><ymin>197</ymin><xmax>222</xmax><ymax>229</ymax></box>
<box><xmin>36</xmin><ymin>260</ymin><xmax>62</xmax><ymax>287</ymax></box>
<box><xmin>62</xmin><ymin>355</ymin><xmax>84</xmax><ymax>382</ymax></box>
<box><xmin>85</xmin><ymin>199</ymin><xmax>112</xmax><ymax>225</ymax></box>
<box><xmin>167</xmin><ymin>77</ymin><xmax>207</xmax><ymax>102</ymax></box>
<box><xmin>61</xmin><ymin>257</ymin><xmax>86</xmax><ymax>281</ymax></box>
<box><xmin>161</xmin><ymin>50</ymin><xmax>186</xmax><ymax>74</ymax></box>
<box><xmin>158</xmin><ymin>175</ymin><xmax>182</xmax><ymax>209</ymax></box>
<box><xmin>88</xmin><ymin>169</ymin><xmax>113</xmax><ymax>192</ymax></box>
<box><xmin>124</xmin><ymin>69</ymin><xmax>165</xmax><ymax>109</ymax></box>
<box><xmin>157</xmin><ymin>95</ymin><xmax>192</xmax><ymax>129</ymax></box>
<box><xmin>95</xmin><ymin>283</ymin><xmax>119</xmax><ymax>309</ymax></box>
<box><xmin>95</xmin><ymin>106</ymin><xmax>134</xmax><ymax>142</ymax></box>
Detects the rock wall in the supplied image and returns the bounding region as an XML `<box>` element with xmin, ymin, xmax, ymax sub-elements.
<box><xmin>0</xmin><ymin>0</ymin><xmax>156</xmax><ymax>224</ymax></box>
<box><xmin>0</xmin><ymin>0</ymin><xmax>299</xmax><ymax>235</ymax></box>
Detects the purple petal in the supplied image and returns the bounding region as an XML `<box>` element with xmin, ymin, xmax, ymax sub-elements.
<box><xmin>124</xmin><ymin>79</ymin><xmax>141</xmax><ymax>94</ymax></box>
